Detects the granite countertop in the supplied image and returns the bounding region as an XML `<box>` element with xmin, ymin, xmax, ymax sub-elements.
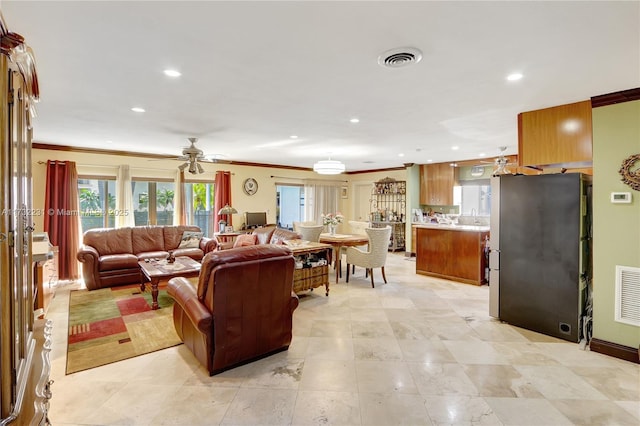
<box><xmin>412</xmin><ymin>222</ymin><xmax>490</xmax><ymax>232</ymax></box>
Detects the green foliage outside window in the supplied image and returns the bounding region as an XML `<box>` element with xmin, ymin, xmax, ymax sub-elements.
<box><xmin>157</xmin><ymin>189</ymin><xmax>174</xmax><ymax>211</ymax></box>
<box><xmin>192</xmin><ymin>183</ymin><xmax>207</xmax><ymax>211</ymax></box>
<box><xmin>79</xmin><ymin>188</ymin><xmax>101</xmax><ymax>211</ymax></box>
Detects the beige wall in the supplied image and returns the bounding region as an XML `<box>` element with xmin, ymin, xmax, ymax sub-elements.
<box><xmin>32</xmin><ymin>148</ymin><xmax>406</xmax><ymax>235</ymax></box>
<box><xmin>592</xmin><ymin>100</ymin><xmax>640</xmax><ymax>348</ymax></box>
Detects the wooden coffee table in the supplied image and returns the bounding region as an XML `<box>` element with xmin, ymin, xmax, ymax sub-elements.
<box><xmin>138</xmin><ymin>256</ymin><xmax>201</xmax><ymax>309</ymax></box>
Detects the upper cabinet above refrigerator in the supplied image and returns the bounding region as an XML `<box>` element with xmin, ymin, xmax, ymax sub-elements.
<box><xmin>518</xmin><ymin>100</ymin><xmax>593</xmax><ymax>169</ymax></box>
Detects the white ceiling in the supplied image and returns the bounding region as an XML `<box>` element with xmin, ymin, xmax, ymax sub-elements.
<box><xmin>3</xmin><ymin>1</ymin><xmax>639</xmax><ymax>172</ymax></box>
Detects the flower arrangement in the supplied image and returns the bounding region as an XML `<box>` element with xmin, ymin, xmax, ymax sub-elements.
<box><xmin>321</xmin><ymin>212</ymin><xmax>344</xmax><ymax>226</ymax></box>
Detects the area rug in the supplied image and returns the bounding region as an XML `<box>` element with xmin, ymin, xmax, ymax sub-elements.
<box><xmin>66</xmin><ymin>283</ymin><xmax>182</xmax><ymax>374</ymax></box>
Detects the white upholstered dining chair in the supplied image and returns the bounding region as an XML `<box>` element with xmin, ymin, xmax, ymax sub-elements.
<box><xmin>345</xmin><ymin>226</ymin><xmax>392</xmax><ymax>288</ymax></box>
<box><xmin>342</xmin><ymin>220</ymin><xmax>369</xmax><ymax>274</ymax></box>
<box><xmin>293</xmin><ymin>221</ymin><xmax>316</xmax><ymax>233</ymax></box>
<box><xmin>297</xmin><ymin>224</ymin><xmax>324</xmax><ymax>242</ymax></box>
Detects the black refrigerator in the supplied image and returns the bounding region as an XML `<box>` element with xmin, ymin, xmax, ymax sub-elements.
<box><xmin>488</xmin><ymin>173</ymin><xmax>592</xmax><ymax>342</ymax></box>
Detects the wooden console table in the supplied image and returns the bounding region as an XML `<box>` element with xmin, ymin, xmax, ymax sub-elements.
<box><xmin>288</xmin><ymin>241</ymin><xmax>332</xmax><ymax>296</ymax></box>
<box><xmin>32</xmin><ymin>242</ymin><xmax>58</xmax><ymax>316</ymax></box>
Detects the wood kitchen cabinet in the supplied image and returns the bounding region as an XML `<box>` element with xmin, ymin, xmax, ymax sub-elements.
<box><xmin>518</xmin><ymin>100</ymin><xmax>593</xmax><ymax>168</ymax></box>
<box><xmin>420</xmin><ymin>163</ymin><xmax>454</xmax><ymax>205</ymax></box>
<box><xmin>415</xmin><ymin>225</ymin><xmax>489</xmax><ymax>285</ymax></box>
<box><xmin>411</xmin><ymin>225</ymin><xmax>417</xmax><ymax>255</ymax></box>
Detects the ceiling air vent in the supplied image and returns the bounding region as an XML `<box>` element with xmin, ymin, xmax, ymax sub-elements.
<box><xmin>378</xmin><ymin>47</ymin><xmax>423</xmax><ymax>68</ymax></box>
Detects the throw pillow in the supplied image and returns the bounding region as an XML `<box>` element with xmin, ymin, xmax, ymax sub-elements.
<box><xmin>178</xmin><ymin>231</ymin><xmax>203</xmax><ymax>249</ymax></box>
<box><xmin>233</xmin><ymin>233</ymin><xmax>257</xmax><ymax>248</ymax></box>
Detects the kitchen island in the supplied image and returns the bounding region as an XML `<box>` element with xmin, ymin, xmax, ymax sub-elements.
<box><xmin>415</xmin><ymin>223</ymin><xmax>490</xmax><ymax>285</ymax></box>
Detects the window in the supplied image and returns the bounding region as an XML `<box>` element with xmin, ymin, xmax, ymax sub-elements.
<box><xmin>276</xmin><ymin>184</ymin><xmax>304</xmax><ymax>229</ymax></box>
<box><xmin>78</xmin><ymin>178</ymin><xmax>116</xmax><ymax>230</ymax></box>
<box><xmin>184</xmin><ymin>181</ymin><xmax>215</xmax><ymax>236</ymax></box>
<box><xmin>459</xmin><ymin>180</ymin><xmax>491</xmax><ymax>216</ymax></box>
<box><xmin>132</xmin><ymin>180</ymin><xmax>175</xmax><ymax>226</ymax></box>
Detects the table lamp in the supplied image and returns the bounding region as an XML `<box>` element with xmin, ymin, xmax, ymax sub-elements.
<box><xmin>218</xmin><ymin>204</ymin><xmax>238</xmax><ymax>231</ymax></box>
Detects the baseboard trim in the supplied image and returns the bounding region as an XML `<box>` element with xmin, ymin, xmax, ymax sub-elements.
<box><xmin>589</xmin><ymin>338</ymin><xmax>639</xmax><ymax>364</ymax></box>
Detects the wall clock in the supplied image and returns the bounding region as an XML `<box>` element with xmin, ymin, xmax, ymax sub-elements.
<box><xmin>243</xmin><ymin>178</ymin><xmax>258</xmax><ymax>195</ymax></box>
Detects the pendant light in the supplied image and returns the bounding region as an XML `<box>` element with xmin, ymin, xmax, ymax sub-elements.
<box><xmin>313</xmin><ymin>157</ymin><xmax>345</xmax><ymax>175</ymax></box>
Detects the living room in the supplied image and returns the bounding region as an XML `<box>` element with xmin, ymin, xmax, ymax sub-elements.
<box><xmin>2</xmin><ymin>1</ymin><xmax>640</xmax><ymax>425</ymax></box>
<box><xmin>24</xmin><ymin>91</ymin><xmax>640</xmax><ymax>426</ymax></box>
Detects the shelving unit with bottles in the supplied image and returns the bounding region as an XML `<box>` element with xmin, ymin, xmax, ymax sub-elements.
<box><xmin>370</xmin><ymin>178</ymin><xmax>406</xmax><ymax>251</ymax></box>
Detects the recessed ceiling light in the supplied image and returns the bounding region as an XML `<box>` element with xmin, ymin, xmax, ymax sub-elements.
<box><xmin>451</xmin><ymin>146</ymin><xmax>459</xmax><ymax>150</ymax></box>
<box><xmin>106</xmin><ymin>140</ymin><xmax>113</xmax><ymax>144</ymax></box>
<box><xmin>398</xmin><ymin>153</ymin><xmax>405</xmax><ymax>157</ymax></box>
<box><xmin>290</xmin><ymin>135</ymin><xmax>298</xmax><ymax>139</ymax></box>
<box><xmin>479</xmin><ymin>152</ymin><xmax>486</xmax><ymax>157</ymax></box>
<box><xmin>350</xmin><ymin>118</ymin><xmax>360</xmax><ymax>123</ymax></box>
<box><xmin>163</xmin><ymin>69</ymin><xmax>181</xmax><ymax>77</ymax></box>
<box><xmin>131</xmin><ymin>107</ymin><xmax>145</xmax><ymax>113</ymax></box>
<box><xmin>427</xmin><ymin>159</ymin><xmax>433</xmax><ymax>163</ymax></box>
<box><xmin>507</xmin><ymin>73</ymin><xmax>523</xmax><ymax>81</ymax></box>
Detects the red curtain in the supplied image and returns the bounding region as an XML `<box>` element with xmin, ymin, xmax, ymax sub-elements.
<box><xmin>44</xmin><ymin>160</ymin><xmax>80</xmax><ymax>280</ymax></box>
<box><xmin>214</xmin><ymin>171</ymin><xmax>232</xmax><ymax>233</ymax></box>
<box><xmin>177</xmin><ymin>170</ymin><xmax>186</xmax><ymax>225</ymax></box>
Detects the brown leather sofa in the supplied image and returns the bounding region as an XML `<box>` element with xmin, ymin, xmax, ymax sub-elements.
<box><xmin>217</xmin><ymin>226</ymin><xmax>302</xmax><ymax>250</ymax></box>
<box><xmin>251</xmin><ymin>225</ymin><xmax>301</xmax><ymax>244</ymax></box>
<box><xmin>167</xmin><ymin>245</ymin><xmax>299</xmax><ymax>375</ymax></box>
<box><xmin>77</xmin><ymin>225</ymin><xmax>217</xmax><ymax>290</ymax></box>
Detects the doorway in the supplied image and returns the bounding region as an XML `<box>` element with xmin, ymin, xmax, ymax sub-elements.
<box><xmin>276</xmin><ymin>184</ymin><xmax>304</xmax><ymax>229</ymax></box>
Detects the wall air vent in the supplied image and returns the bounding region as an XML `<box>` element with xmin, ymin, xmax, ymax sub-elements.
<box><xmin>378</xmin><ymin>47</ymin><xmax>423</xmax><ymax>68</ymax></box>
<box><xmin>615</xmin><ymin>265</ymin><xmax>640</xmax><ymax>326</ymax></box>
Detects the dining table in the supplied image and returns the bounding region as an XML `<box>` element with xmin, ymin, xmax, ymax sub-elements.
<box><xmin>319</xmin><ymin>233</ymin><xmax>370</xmax><ymax>283</ymax></box>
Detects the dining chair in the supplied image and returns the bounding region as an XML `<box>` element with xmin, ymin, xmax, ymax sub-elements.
<box><xmin>343</xmin><ymin>220</ymin><xmax>370</xmax><ymax>274</ymax></box>
<box><xmin>297</xmin><ymin>224</ymin><xmax>324</xmax><ymax>242</ymax></box>
<box><xmin>293</xmin><ymin>221</ymin><xmax>316</xmax><ymax>233</ymax></box>
<box><xmin>345</xmin><ymin>226</ymin><xmax>392</xmax><ymax>288</ymax></box>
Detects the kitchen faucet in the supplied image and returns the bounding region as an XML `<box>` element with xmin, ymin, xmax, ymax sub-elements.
<box><xmin>470</xmin><ymin>208</ymin><xmax>480</xmax><ymax>225</ymax></box>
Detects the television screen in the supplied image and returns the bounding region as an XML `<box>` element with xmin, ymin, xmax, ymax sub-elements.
<box><xmin>244</xmin><ymin>212</ymin><xmax>267</xmax><ymax>228</ymax></box>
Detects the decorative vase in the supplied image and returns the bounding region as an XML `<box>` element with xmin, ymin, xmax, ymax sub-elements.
<box><xmin>328</xmin><ymin>224</ymin><xmax>336</xmax><ymax>235</ymax></box>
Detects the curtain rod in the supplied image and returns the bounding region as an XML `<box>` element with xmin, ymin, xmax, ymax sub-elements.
<box><xmin>36</xmin><ymin>161</ymin><xmax>233</xmax><ymax>174</ymax></box>
<box><xmin>36</xmin><ymin>161</ymin><xmax>184</xmax><ymax>173</ymax></box>
<box><xmin>38</xmin><ymin>161</ymin><xmax>115</xmax><ymax>168</ymax></box>
<box><xmin>270</xmin><ymin>175</ymin><xmax>347</xmax><ymax>183</ymax></box>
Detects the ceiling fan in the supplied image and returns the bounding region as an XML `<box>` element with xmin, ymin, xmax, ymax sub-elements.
<box><xmin>478</xmin><ymin>146</ymin><xmax>517</xmax><ymax>176</ymax></box>
<box><xmin>177</xmin><ymin>137</ymin><xmax>205</xmax><ymax>174</ymax></box>
<box><xmin>175</xmin><ymin>137</ymin><xmax>227</xmax><ymax>174</ymax></box>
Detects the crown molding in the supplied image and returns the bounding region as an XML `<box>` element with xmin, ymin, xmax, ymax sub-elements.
<box><xmin>591</xmin><ymin>87</ymin><xmax>640</xmax><ymax>108</ymax></box>
<box><xmin>31</xmin><ymin>142</ymin><xmax>406</xmax><ymax>175</ymax></box>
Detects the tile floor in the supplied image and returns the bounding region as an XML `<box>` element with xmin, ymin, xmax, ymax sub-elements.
<box><xmin>46</xmin><ymin>253</ymin><xmax>640</xmax><ymax>425</ymax></box>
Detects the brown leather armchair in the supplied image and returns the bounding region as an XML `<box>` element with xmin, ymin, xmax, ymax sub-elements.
<box><xmin>167</xmin><ymin>245</ymin><xmax>299</xmax><ymax>375</ymax></box>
